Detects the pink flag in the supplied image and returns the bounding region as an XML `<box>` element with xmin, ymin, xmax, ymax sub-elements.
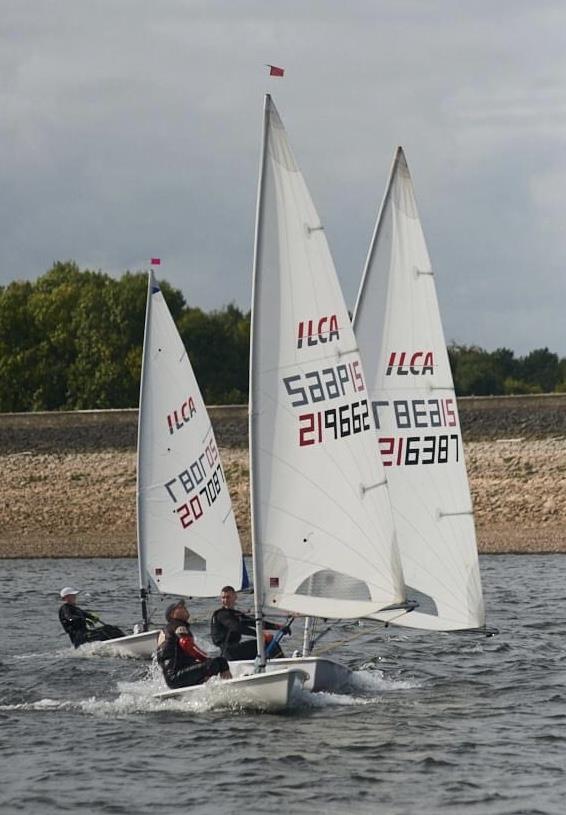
<box><xmin>150</xmin><ymin>258</ymin><xmax>161</xmax><ymax>265</ymax></box>
<box><xmin>268</xmin><ymin>65</ymin><xmax>284</xmax><ymax>77</ymax></box>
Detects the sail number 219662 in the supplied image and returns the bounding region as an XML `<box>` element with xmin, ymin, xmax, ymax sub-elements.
<box><xmin>299</xmin><ymin>400</ymin><xmax>371</xmax><ymax>446</ymax></box>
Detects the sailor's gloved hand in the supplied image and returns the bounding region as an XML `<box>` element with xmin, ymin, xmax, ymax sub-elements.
<box><xmin>86</xmin><ymin>613</ymin><xmax>100</xmax><ymax>628</ymax></box>
<box><xmin>281</xmin><ymin>624</ymin><xmax>292</xmax><ymax>636</ymax></box>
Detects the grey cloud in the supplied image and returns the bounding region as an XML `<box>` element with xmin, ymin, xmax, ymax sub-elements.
<box><xmin>1</xmin><ymin>1</ymin><xmax>564</xmax><ymax>356</ymax></box>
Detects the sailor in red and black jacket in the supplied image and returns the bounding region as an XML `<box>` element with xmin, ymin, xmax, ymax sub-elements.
<box><xmin>156</xmin><ymin>599</ymin><xmax>230</xmax><ymax>689</ymax></box>
<box><xmin>210</xmin><ymin>585</ymin><xmax>286</xmax><ymax>660</ymax></box>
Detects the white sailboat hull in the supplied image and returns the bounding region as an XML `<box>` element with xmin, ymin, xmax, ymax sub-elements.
<box><xmin>228</xmin><ymin>656</ymin><xmax>351</xmax><ymax>693</ymax></box>
<box><xmin>153</xmin><ymin>667</ymin><xmax>308</xmax><ymax>711</ymax></box>
<box><xmin>93</xmin><ymin>630</ymin><xmax>160</xmax><ymax>658</ymax></box>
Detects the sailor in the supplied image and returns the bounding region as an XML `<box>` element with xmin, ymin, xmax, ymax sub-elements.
<box><xmin>58</xmin><ymin>587</ymin><xmax>125</xmax><ymax>648</ymax></box>
<box><xmin>156</xmin><ymin>599</ymin><xmax>231</xmax><ymax>689</ymax></box>
<box><xmin>210</xmin><ymin>585</ymin><xmax>289</xmax><ymax>660</ymax></box>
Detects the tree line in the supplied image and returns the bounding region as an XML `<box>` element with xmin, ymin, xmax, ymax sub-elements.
<box><xmin>0</xmin><ymin>262</ymin><xmax>564</xmax><ymax>412</ymax></box>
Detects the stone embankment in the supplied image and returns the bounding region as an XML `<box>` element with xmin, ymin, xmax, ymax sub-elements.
<box><xmin>1</xmin><ymin>395</ymin><xmax>565</xmax><ymax>557</ymax></box>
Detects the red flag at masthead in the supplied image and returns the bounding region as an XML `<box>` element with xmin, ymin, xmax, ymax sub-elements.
<box><xmin>150</xmin><ymin>258</ymin><xmax>161</xmax><ymax>266</ymax></box>
<box><xmin>267</xmin><ymin>65</ymin><xmax>284</xmax><ymax>77</ymax></box>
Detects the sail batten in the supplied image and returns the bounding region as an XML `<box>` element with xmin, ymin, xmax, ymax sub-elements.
<box><xmin>353</xmin><ymin>147</ymin><xmax>485</xmax><ymax>631</ymax></box>
<box><xmin>250</xmin><ymin>96</ymin><xmax>406</xmax><ymax>621</ymax></box>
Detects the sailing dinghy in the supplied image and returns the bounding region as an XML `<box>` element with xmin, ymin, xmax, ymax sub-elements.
<box><xmin>353</xmin><ymin>147</ymin><xmax>486</xmax><ymax>632</ymax></box>
<box><xmin>228</xmin><ymin>95</ymin><xmax>409</xmax><ymax>691</ymax></box>
<box><xmin>99</xmin><ymin>269</ymin><xmax>244</xmax><ymax>658</ymax></box>
<box><xmin>154</xmin><ymin>666</ymin><xmax>308</xmax><ymax>710</ymax></box>
<box><xmin>132</xmin><ymin>270</ymin><xmax>306</xmax><ymax>709</ymax></box>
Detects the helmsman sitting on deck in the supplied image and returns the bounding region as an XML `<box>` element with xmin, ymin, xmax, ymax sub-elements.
<box><xmin>156</xmin><ymin>599</ymin><xmax>231</xmax><ymax>689</ymax></box>
<box><xmin>58</xmin><ymin>587</ymin><xmax>125</xmax><ymax>648</ymax></box>
<box><xmin>210</xmin><ymin>585</ymin><xmax>288</xmax><ymax>661</ymax></box>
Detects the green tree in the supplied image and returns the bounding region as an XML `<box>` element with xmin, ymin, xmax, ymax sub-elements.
<box><xmin>448</xmin><ymin>344</ymin><xmax>504</xmax><ymax>396</ymax></box>
<box><xmin>491</xmin><ymin>347</ymin><xmax>517</xmax><ymax>382</ymax></box>
<box><xmin>178</xmin><ymin>303</ymin><xmax>250</xmax><ymax>404</ymax></box>
<box><xmin>503</xmin><ymin>377</ymin><xmax>542</xmax><ymax>395</ymax></box>
<box><xmin>516</xmin><ymin>347</ymin><xmax>559</xmax><ymax>393</ymax></box>
<box><xmin>7</xmin><ymin>262</ymin><xmax>560</xmax><ymax>409</ymax></box>
<box><xmin>0</xmin><ymin>262</ymin><xmax>250</xmax><ymax>410</ymax></box>
<box><xmin>28</xmin><ymin>261</ymin><xmax>90</xmax><ymax>409</ymax></box>
<box><xmin>0</xmin><ymin>280</ymin><xmax>38</xmax><ymax>411</ymax></box>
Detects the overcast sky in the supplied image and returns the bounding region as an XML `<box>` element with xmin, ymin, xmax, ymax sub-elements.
<box><xmin>2</xmin><ymin>1</ymin><xmax>564</xmax><ymax>355</ymax></box>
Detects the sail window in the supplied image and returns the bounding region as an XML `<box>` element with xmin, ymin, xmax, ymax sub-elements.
<box><xmin>296</xmin><ymin>570</ymin><xmax>370</xmax><ymax>601</ymax></box>
<box><xmin>183</xmin><ymin>548</ymin><xmax>206</xmax><ymax>572</ymax></box>
<box><xmin>405</xmin><ymin>585</ymin><xmax>438</xmax><ymax>616</ymax></box>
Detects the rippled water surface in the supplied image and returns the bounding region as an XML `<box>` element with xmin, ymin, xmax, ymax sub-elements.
<box><xmin>0</xmin><ymin>555</ymin><xmax>564</xmax><ymax>815</ymax></box>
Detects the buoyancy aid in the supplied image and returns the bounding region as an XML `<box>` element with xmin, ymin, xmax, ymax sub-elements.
<box><xmin>157</xmin><ymin>620</ymin><xmax>206</xmax><ymax>674</ymax></box>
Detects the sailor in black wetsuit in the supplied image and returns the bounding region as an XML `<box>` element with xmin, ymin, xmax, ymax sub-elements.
<box><xmin>58</xmin><ymin>587</ymin><xmax>125</xmax><ymax>648</ymax></box>
<box><xmin>156</xmin><ymin>599</ymin><xmax>231</xmax><ymax>689</ymax></box>
<box><xmin>210</xmin><ymin>585</ymin><xmax>287</xmax><ymax>660</ymax></box>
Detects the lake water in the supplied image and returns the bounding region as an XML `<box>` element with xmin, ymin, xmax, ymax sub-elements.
<box><xmin>0</xmin><ymin>555</ymin><xmax>564</xmax><ymax>815</ymax></box>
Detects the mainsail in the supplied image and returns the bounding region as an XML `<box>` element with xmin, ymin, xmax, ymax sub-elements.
<box><xmin>249</xmin><ymin>95</ymin><xmax>406</xmax><ymax>622</ymax></box>
<box><xmin>137</xmin><ymin>270</ymin><xmax>243</xmax><ymax>602</ymax></box>
<box><xmin>353</xmin><ymin>147</ymin><xmax>485</xmax><ymax>630</ymax></box>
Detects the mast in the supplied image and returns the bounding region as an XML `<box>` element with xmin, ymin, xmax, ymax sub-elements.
<box><xmin>136</xmin><ymin>269</ymin><xmax>153</xmax><ymax>631</ymax></box>
<box><xmin>353</xmin><ymin>146</ymin><xmax>400</xmax><ymax>322</ymax></box>
<box><xmin>249</xmin><ymin>93</ymin><xmax>271</xmax><ymax>670</ymax></box>
<box><xmin>301</xmin><ymin>617</ymin><xmax>312</xmax><ymax>658</ymax></box>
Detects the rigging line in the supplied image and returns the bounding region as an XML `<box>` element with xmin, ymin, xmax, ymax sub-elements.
<box><xmin>308</xmin><ymin>619</ymin><xmax>343</xmax><ymax>649</ymax></box>
<box><xmin>367</xmin><ymin>607</ymin><xmax>419</xmax><ymax>627</ymax></box>
<box><xmin>311</xmin><ymin>621</ymin><xmax>390</xmax><ymax>655</ymax></box>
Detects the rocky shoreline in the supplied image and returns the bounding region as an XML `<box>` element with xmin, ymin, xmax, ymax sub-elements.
<box><xmin>1</xmin><ymin>437</ymin><xmax>565</xmax><ymax>557</ymax></box>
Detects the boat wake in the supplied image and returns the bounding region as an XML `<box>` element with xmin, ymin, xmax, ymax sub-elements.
<box><xmin>11</xmin><ymin>642</ymin><xmax>145</xmax><ymax>661</ymax></box>
<box><xmin>72</xmin><ymin>640</ymin><xmax>150</xmax><ymax>659</ymax></box>
<box><xmin>350</xmin><ymin>666</ymin><xmax>424</xmax><ymax>693</ymax></box>
<box><xmin>0</xmin><ymin>687</ymin><xmax>374</xmax><ymax>716</ymax></box>
<box><xmin>0</xmin><ymin>656</ymin><xmax>423</xmax><ymax>718</ymax></box>
<box><xmin>0</xmin><ymin>665</ymin><xmax>419</xmax><ymax>717</ymax></box>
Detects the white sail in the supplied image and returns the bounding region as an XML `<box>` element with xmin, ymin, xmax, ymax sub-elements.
<box><xmin>137</xmin><ymin>270</ymin><xmax>243</xmax><ymax>598</ymax></box>
<box><xmin>353</xmin><ymin>147</ymin><xmax>485</xmax><ymax>630</ymax></box>
<box><xmin>249</xmin><ymin>95</ymin><xmax>406</xmax><ymax>621</ymax></box>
